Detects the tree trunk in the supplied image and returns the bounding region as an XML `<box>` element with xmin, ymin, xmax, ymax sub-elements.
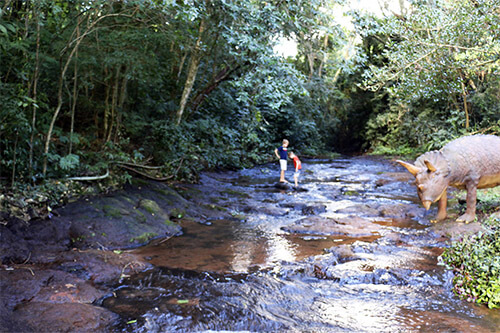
<box><xmin>459</xmin><ymin>72</ymin><xmax>470</xmax><ymax>129</ymax></box>
<box><xmin>176</xmin><ymin>18</ymin><xmax>207</xmax><ymax>125</ymax></box>
<box><xmin>69</xmin><ymin>16</ymin><xmax>81</xmax><ymax>155</ymax></box>
<box><xmin>103</xmin><ymin>67</ymin><xmax>110</xmax><ymax>140</ymax></box>
<box><xmin>176</xmin><ymin>52</ymin><xmax>188</xmax><ymax>83</ymax></box>
<box><xmin>114</xmin><ymin>68</ymin><xmax>128</xmax><ymax>142</ymax></box>
<box><xmin>106</xmin><ymin>66</ymin><xmax>120</xmax><ymax>143</ymax></box>
<box><xmin>43</xmin><ymin>9</ymin><xmax>133</xmax><ymax>176</ymax></box>
<box><xmin>317</xmin><ymin>34</ymin><xmax>328</xmax><ymax>78</ymax></box>
<box><xmin>29</xmin><ymin>8</ymin><xmax>41</xmax><ymax>182</ymax></box>
<box><xmin>11</xmin><ymin>131</ymin><xmax>18</xmax><ymax>187</ymax></box>
<box><xmin>307</xmin><ymin>52</ymin><xmax>315</xmax><ymax>81</ymax></box>
<box><xmin>190</xmin><ymin>65</ymin><xmax>239</xmax><ymax>112</ymax></box>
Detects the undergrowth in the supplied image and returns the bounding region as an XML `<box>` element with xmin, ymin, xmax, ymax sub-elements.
<box><xmin>440</xmin><ymin>216</ymin><xmax>500</xmax><ymax>309</ymax></box>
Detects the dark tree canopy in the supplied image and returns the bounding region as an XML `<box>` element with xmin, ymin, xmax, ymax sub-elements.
<box><xmin>0</xmin><ymin>0</ymin><xmax>498</xmax><ymax>185</ymax></box>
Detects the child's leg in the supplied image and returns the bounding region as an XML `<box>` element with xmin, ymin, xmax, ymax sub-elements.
<box><xmin>279</xmin><ymin>160</ymin><xmax>287</xmax><ymax>182</ymax></box>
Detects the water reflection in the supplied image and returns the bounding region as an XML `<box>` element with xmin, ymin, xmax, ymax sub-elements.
<box><xmin>134</xmin><ymin>219</ymin><xmax>374</xmax><ymax>273</ymax></box>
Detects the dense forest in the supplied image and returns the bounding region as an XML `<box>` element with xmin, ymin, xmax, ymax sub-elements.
<box><xmin>1</xmin><ymin>0</ymin><xmax>499</xmax><ymax>186</ymax></box>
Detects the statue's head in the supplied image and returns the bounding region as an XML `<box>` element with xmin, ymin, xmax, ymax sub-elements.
<box><xmin>397</xmin><ymin>151</ymin><xmax>450</xmax><ymax>210</ymax></box>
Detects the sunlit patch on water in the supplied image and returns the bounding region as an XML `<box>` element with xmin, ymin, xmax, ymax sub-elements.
<box><xmin>133</xmin><ymin>219</ymin><xmax>382</xmax><ymax>274</ymax></box>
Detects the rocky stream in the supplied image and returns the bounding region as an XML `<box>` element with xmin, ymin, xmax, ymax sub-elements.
<box><xmin>1</xmin><ymin>156</ymin><xmax>499</xmax><ymax>332</ymax></box>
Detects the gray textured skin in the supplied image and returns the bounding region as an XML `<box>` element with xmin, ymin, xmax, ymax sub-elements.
<box><xmin>397</xmin><ymin>135</ymin><xmax>500</xmax><ymax>223</ymax></box>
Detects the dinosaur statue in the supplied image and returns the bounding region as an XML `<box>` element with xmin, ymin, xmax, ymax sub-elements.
<box><xmin>396</xmin><ymin>134</ymin><xmax>500</xmax><ymax>223</ymax></box>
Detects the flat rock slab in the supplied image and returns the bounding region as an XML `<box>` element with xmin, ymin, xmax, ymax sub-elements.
<box><xmin>0</xmin><ymin>269</ymin><xmax>106</xmax><ymax>309</ymax></box>
<box><xmin>430</xmin><ymin>220</ymin><xmax>486</xmax><ymax>241</ymax></box>
<box><xmin>283</xmin><ymin>215</ymin><xmax>380</xmax><ymax>237</ymax></box>
<box><xmin>12</xmin><ymin>302</ymin><xmax>118</xmax><ymax>332</ymax></box>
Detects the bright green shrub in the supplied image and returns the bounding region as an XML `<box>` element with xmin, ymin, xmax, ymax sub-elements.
<box><xmin>440</xmin><ymin>222</ymin><xmax>500</xmax><ymax>309</ymax></box>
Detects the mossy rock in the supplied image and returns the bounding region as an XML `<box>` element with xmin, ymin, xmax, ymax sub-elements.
<box><xmin>221</xmin><ymin>189</ymin><xmax>250</xmax><ymax>198</ymax></box>
<box><xmin>102</xmin><ymin>205</ymin><xmax>123</xmax><ymax>219</ymax></box>
<box><xmin>231</xmin><ymin>211</ymin><xmax>247</xmax><ymax>221</ymax></box>
<box><xmin>164</xmin><ymin>219</ymin><xmax>178</xmax><ymax>227</ymax></box>
<box><xmin>130</xmin><ymin>232</ymin><xmax>158</xmax><ymax>244</ymax></box>
<box><xmin>175</xmin><ymin>186</ymin><xmax>202</xmax><ymax>200</ymax></box>
<box><xmin>138</xmin><ymin>199</ymin><xmax>161</xmax><ymax>215</ymax></box>
<box><xmin>343</xmin><ymin>190</ymin><xmax>360</xmax><ymax>196</ymax></box>
<box><xmin>203</xmin><ymin>203</ymin><xmax>227</xmax><ymax>212</ymax></box>
<box><xmin>169</xmin><ymin>208</ymin><xmax>185</xmax><ymax>219</ymax></box>
<box><xmin>134</xmin><ymin>210</ymin><xmax>147</xmax><ymax>223</ymax></box>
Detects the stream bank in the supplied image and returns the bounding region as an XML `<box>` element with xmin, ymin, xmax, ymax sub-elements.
<box><xmin>1</xmin><ymin>156</ymin><xmax>498</xmax><ymax>332</ymax></box>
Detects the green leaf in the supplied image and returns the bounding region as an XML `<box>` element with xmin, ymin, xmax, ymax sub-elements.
<box><xmin>59</xmin><ymin>154</ymin><xmax>80</xmax><ymax>171</ymax></box>
<box><xmin>0</xmin><ymin>24</ymin><xmax>7</xmax><ymax>36</ymax></box>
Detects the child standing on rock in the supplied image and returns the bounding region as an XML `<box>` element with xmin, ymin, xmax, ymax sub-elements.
<box><xmin>274</xmin><ymin>139</ymin><xmax>289</xmax><ymax>183</ymax></box>
<box><xmin>289</xmin><ymin>151</ymin><xmax>302</xmax><ymax>187</ymax></box>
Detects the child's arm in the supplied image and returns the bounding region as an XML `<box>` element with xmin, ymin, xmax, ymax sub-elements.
<box><xmin>274</xmin><ymin>148</ymin><xmax>280</xmax><ymax>159</ymax></box>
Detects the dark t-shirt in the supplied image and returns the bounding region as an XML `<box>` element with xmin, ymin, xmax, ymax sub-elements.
<box><xmin>278</xmin><ymin>146</ymin><xmax>288</xmax><ymax>160</ymax></box>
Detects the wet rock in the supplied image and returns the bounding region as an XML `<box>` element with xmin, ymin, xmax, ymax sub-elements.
<box><xmin>55</xmin><ymin>249</ymin><xmax>151</xmax><ymax>284</ymax></box>
<box><xmin>321</xmin><ymin>259</ymin><xmax>378</xmax><ymax>284</ymax></box>
<box><xmin>274</xmin><ymin>182</ymin><xmax>291</xmax><ymax>190</ymax></box>
<box><xmin>0</xmin><ymin>301</ymin><xmax>31</xmax><ymax>333</ymax></box>
<box><xmin>0</xmin><ymin>215</ymin><xmax>70</xmax><ymax>264</ymax></box>
<box><xmin>283</xmin><ymin>216</ymin><xmax>380</xmax><ymax>237</ymax></box>
<box><xmin>13</xmin><ymin>302</ymin><xmax>118</xmax><ymax>332</ymax></box>
<box><xmin>335</xmin><ymin>204</ymin><xmax>380</xmax><ymax>217</ymax></box>
<box><xmin>324</xmin><ymin>244</ymin><xmax>360</xmax><ymax>263</ymax></box>
<box><xmin>260</xmin><ymin>206</ymin><xmax>289</xmax><ymax>216</ymax></box>
<box><xmin>279</xmin><ymin>202</ymin><xmax>308</xmax><ymax>211</ymax></box>
<box><xmin>0</xmin><ymin>268</ymin><xmax>109</xmax><ymax>309</ymax></box>
<box><xmin>293</xmin><ymin>186</ymin><xmax>308</xmax><ymax>192</ymax></box>
<box><xmin>57</xmin><ymin>185</ymin><xmax>183</xmax><ymax>249</ymax></box>
<box><xmin>301</xmin><ymin>204</ymin><xmax>327</xmax><ymax>215</ymax></box>
<box><xmin>378</xmin><ymin>203</ymin><xmax>415</xmax><ymax>218</ymax></box>
<box><xmin>385</xmin><ymin>171</ymin><xmax>414</xmax><ymax>183</ymax></box>
<box><xmin>375</xmin><ymin>178</ymin><xmax>391</xmax><ymax>187</ymax></box>
<box><xmin>241</xmin><ymin>200</ymin><xmax>289</xmax><ymax>216</ymax></box>
<box><xmin>429</xmin><ymin>220</ymin><xmax>486</xmax><ymax>242</ymax></box>
<box><xmin>0</xmin><ymin>224</ymin><xmax>31</xmax><ymax>264</ymax></box>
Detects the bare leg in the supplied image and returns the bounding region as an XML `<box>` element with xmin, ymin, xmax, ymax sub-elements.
<box><xmin>280</xmin><ymin>170</ymin><xmax>285</xmax><ymax>182</ymax></box>
<box><xmin>457</xmin><ymin>184</ymin><xmax>477</xmax><ymax>223</ymax></box>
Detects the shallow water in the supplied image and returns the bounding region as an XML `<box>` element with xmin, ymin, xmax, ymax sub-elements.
<box><xmin>102</xmin><ymin>156</ymin><xmax>500</xmax><ymax>332</ymax></box>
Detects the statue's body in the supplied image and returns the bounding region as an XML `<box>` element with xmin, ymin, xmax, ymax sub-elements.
<box><xmin>397</xmin><ymin>135</ymin><xmax>500</xmax><ymax>223</ymax></box>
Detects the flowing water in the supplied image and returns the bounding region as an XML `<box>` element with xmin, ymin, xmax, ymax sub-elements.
<box><xmin>101</xmin><ymin>156</ymin><xmax>500</xmax><ymax>332</ymax></box>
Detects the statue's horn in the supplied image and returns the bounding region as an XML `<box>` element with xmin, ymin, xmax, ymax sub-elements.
<box><xmin>396</xmin><ymin>160</ymin><xmax>420</xmax><ymax>177</ymax></box>
<box><xmin>424</xmin><ymin>160</ymin><xmax>437</xmax><ymax>172</ymax></box>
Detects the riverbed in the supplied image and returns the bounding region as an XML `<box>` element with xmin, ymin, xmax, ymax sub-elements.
<box><xmin>101</xmin><ymin>156</ymin><xmax>500</xmax><ymax>332</ymax></box>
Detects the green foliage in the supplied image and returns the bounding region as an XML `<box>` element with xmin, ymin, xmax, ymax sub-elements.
<box><xmin>476</xmin><ymin>188</ymin><xmax>500</xmax><ymax>216</ymax></box>
<box><xmin>2</xmin><ymin>0</ymin><xmax>497</xmax><ymax>194</ymax></box>
<box><xmin>1</xmin><ymin>0</ymin><xmax>351</xmax><ymax>189</ymax></box>
<box><xmin>355</xmin><ymin>0</ymin><xmax>500</xmax><ymax>150</ymax></box>
<box><xmin>440</xmin><ymin>222</ymin><xmax>500</xmax><ymax>309</ymax></box>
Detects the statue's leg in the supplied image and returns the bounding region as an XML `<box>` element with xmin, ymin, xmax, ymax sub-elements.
<box><xmin>436</xmin><ymin>189</ymin><xmax>447</xmax><ymax>221</ymax></box>
<box><xmin>457</xmin><ymin>184</ymin><xmax>477</xmax><ymax>223</ymax></box>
